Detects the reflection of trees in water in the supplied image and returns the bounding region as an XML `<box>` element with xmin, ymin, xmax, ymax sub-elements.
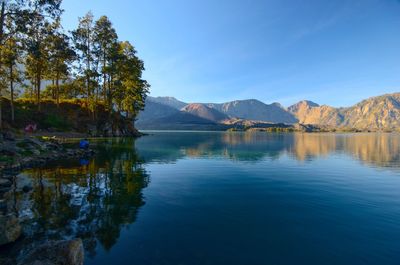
<box><xmin>11</xmin><ymin>138</ymin><xmax>149</xmax><ymax>259</ymax></box>
<box><xmin>136</xmin><ymin>132</ymin><xmax>400</xmax><ymax>169</ymax></box>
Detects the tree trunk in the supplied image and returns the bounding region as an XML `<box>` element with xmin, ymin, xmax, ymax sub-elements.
<box><xmin>0</xmin><ymin>89</ymin><xmax>2</xmax><ymax>129</ymax></box>
<box><xmin>0</xmin><ymin>1</ymin><xmax>4</xmax><ymax>44</ymax></box>
<box><xmin>86</xmin><ymin>32</ymin><xmax>93</xmax><ymax>120</ymax></box>
<box><xmin>37</xmin><ymin>72</ymin><xmax>41</xmax><ymax>111</ymax></box>
<box><xmin>103</xmin><ymin>52</ymin><xmax>107</xmax><ymax>104</ymax></box>
<box><xmin>108</xmin><ymin>72</ymin><xmax>113</xmax><ymax>112</ymax></box>
<box><xmin>52</xmin><ymin>79</ymin><xmax>55</xmax><ymax>99</ymax></box>
<box><xmin>0</xmin><ymin>2</ymin><xmax>5</xmax><ymax>57</ymax></box>
<box><xmin>0</xmin><ymin>3</ymin><xmax>5</xmax><ymax>113</ymax></box>
<box><xmin>10</xmin><ymin>63</ymin><xmax>14</xmax><ymax>122</ymax></box>
<box><xmin>56</xmin><ymin>71</ymin><xmax>60</xmax><ymax>108</ymax></box>
<box><xmin>30</xmin><ymin>80</ymin><xmax>34</xmax><ymax>98</ymax></box>
<box><xmin>86</xmin><ymin>74</ymin><xmax>91</xmax><ymax>117</ymax></box>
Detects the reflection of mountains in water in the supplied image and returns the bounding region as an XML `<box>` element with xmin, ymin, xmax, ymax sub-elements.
<box><xmin>136</xmin><ymin>132</ymin><xmax>400</xmax><ymax>169</ymax></box>
<box><xmin>3</xmin><ymin>139</ymin><xmax>149</xmax><ymax>263</ymax></box>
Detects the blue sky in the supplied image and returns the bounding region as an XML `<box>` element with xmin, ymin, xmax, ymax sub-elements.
<box><xmin>61</xmin><ymin>0</ymin><xmax>400</xmax><ymax>107</ymax></box>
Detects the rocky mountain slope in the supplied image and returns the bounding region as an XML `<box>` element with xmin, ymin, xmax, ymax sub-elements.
<box><xmin>182</xmin><ymin>103</ymin><xmax>230</xmax><ymax>122</ymax></box>
<box><xmin>288</xmin><ymin>100</ymin><xmax>343</xmax><ymax>127</ymax></box>
<box><xmin>136</xmin><ymin>98</ymin><xmax>227</xmax><ymax>130</ymax></box>
<box><xmin>288</xmin><ymin>93</ymin><xmax>400</xmax><ymax>130</ymax></box>
<box><xmin>342</xmin><ymin>93</ymin><xmax>400</xmax><ymax>130</ymax></box>
<box><xmin>207</xmin><ymin>99</ymin><xmax>298</xmax><ymax>124</ymax></box>
<box><xmin>136</xmin><ymin>97</ymin><xmax>298</xmax><ymax>129</ymax></box>
<box><xmin>137</xmin><ymin>92</ymin><xmax>400</xmax><ymax>131</ymax></box>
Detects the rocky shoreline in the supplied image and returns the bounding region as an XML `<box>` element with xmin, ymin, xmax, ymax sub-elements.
<box><xmin>0</xmin><ymin>132</ymin><xmax>95</xmax><ymax>174</ymax></box>
<box><xmin>0</xmin><ymin>131</ymin><xmax>93</xmax><ymax>265</ymax></box>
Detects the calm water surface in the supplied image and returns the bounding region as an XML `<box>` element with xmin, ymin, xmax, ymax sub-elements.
<box><xmin>2</xmin><ymin>132</ymin><xmax>400</xmax><ymax>265</ymax></box>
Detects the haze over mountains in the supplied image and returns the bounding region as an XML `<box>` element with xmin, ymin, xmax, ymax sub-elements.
<box><xmin>136</xmin><ymin>93</ymin><xmax>400</xmax><ymax>131</ymax></box>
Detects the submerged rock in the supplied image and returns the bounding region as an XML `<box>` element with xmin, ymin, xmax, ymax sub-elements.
<box><xmin>0</xmin><ymin>214</ymin><xmax>21</xmax><ymax>246</ymax></box>
<box><xmin>22</xmin><ymin>185</ymin><xmax>33</xmax><ymax>193</ymax></box>
<box><xmin>0</xmin><ymin>199</ymin><xmax>7</xmax><ymax>211</ymax></box>
<box><xmin>0</xmin><ymin>142</ymin><xmax>17</xmax><ymax>156</ymax></box>
<box><xmin>18</xmin><ymin>239</ymin><xmax>84</xmax><ymax>265</ymax></box>
<box><xmin>2</xmin><ymin>131</ymin><xmax>16</xmax><ymax>141</ymax></box>
<box><xmin>0</xmin><ymin>178</ymin><xmax>12</xmax><ymax>188</ymax></box>
<box><xmin>16</xmin><ymin>174</ymin><xmax>33</xmax><ymax>192</ymax></box>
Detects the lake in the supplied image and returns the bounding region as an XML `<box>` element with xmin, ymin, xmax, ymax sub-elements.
<box><xmin>2</xmin><ymin>132</ymin><xmax>400</xmax><ymax>265</ymax></box>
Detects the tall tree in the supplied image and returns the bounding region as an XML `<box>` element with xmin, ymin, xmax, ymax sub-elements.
<box><xmin>0</xmin><ymin>3</ymin><xmax>150</xmax><ymax>131</ymax></box>
<box><xmin>24</xmin><ymin>10</ymin><xmax>61</xmax><ymax>110</ymax></box>
<box><xmin>0</xmin><ymin>0</ymin><xmax>61</xmax><ymax>128</ymax></box>
<box><xmin>48</xmin><ymin>25</ymin><xmax>75</xmax><ymax>107</ymax></box>
<box><xmin>94</xmin><ymin>15</ymin><xmax>117</xmax><ymax>107</ymax></box>
<box><xmin>114</xmin><ymin>41</ymin><xmax>149</xmax><ymax>120</ymax></box>
<box><xmin>0</xmin><ymin>0</ymin><xmax>63</xmax><ymax>114</ymax></box>
<box><xmin>2</xmin><ymin>36</ymin><xmax>22</xmax><ymax>122</ymax></box>
<box><xmin>72</xmin><ymin>11</ymin><xmax>98</xmax><ymax>113</ymax></box>
<box><xmin>1</xmin><ymin>10</ymin><xmax>23</xmax><ymax>123</ymax></box>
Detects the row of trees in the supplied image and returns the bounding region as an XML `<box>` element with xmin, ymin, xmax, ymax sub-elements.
<box><xmin>0</xmin><ymin>0</ymin><xmax>149</xmax><ymax>128</ymax></box>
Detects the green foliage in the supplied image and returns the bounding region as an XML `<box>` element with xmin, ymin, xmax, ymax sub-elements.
<box><xmin>0</xmin><ymin>155</ymin><xmax>14</xmax><ymax>163</ymax></box>
<box><xmin>42</xmin><ymin>114</ymin><xmax>71</xmax><ymax>131</ymax></box>
<box><xmin>0</xmin><ymin>1</ymin><xmax>149</xmax><ymax>130</ymax></box>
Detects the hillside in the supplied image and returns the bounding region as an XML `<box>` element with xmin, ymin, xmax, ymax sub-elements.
<box><xmin>136</xmin><ymin>100</ymin><xmax>180</xmax><ymax>123</ymax></box>
<box><xmin>342</xmin><ymin>93</ymin><xmax>400</xmax><ymax>130</ymax></box>
<box><xmin>207</xmin><ymin>99</ymin><xmax>298</xmax><ymax>124</ymax></box>
<box><xmin>289</xmin><ymin>93</ymin><xmax>400</xmax><ymax>130</ymax></box>
<box><xmin>137</xmin><ymin>111</ymin><xmax>228</xmax><ymax>130</ymax></box>
<box><xmin>137</xmin><ymin>92</ymin><xmax>400</xmax><ymax>131</ymax></box>
<box><xmin>147</xmin><ymin>96</ymin><xmax>187</xmax><ymax>110</ymax></box>
<box><xmin>288</xmin><ymin>100</ymin><xmax>343</xmax><ymax>127</ymax></box>
<box><xmin>181</xmin><ymin>103</ymin><xmax>229</xmax><ymax>122</ymax></box>
<box><xmin>137</xmin><ymin>98</ymin><xmax>298</xmax><ymax>130</ymax></box>
<box><xmin>1</xmin><ymin>98</ymin><xmax>139</xmax><ymax>137</ymax></box>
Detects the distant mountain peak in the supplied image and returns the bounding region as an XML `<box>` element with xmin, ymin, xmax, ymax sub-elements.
<box><xmin>138</xmin><ymin>93</ymin><xmax>400</xmax><ymax>131</ymax></box>
<box><xmin>271</xmin><ymin>102</ymin><xmax>284</xmax><ymax>109</ymax></box>
<box><xmin>288</xmin><ymin>100</ymin><xmax>319</xmax><ymax>113</ymax></box>
<box><xmin>147</xmin><ymin>96</ymin><xmax>187</xmax><ymax>110</ymax></box>
<box><xmin>208</xmin><ymin>99</ymin><xmax>298</xmax><ymax>124</ymax></box>
<box><xmin>182</xmin><ymin>103</ymin><xmax>229</xmax><ymax>122</ymax></box>
<box><xmin>230</xmin><ymin>99</ymin><xmax>262</xmax><ymax>104</ymax></box>
<box><xmin>298</xmin><ymin>100</ymin><xmax>319</xmax><ymax>107</ymax></box>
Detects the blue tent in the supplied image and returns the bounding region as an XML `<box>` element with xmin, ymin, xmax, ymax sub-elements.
<box><xmin>79</xmin><ymin>139</ymin><xmax>89</xmax><ymax>149</ymax></box>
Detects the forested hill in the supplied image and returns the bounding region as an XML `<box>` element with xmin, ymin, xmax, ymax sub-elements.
<box><xmin>0</xmin><ymin>0</ymin><xmax>149</xmax><ymax>133</ymax></box>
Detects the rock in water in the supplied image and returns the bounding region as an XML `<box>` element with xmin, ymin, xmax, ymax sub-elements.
<box><xmin>0</xmin><ymin>214</ymin><xmax>21</xmax><ymax>245</ymax></box>
<box><xmin>18</xmin><ymin>239</ymin><xmax>84</xmax><ymax>265</ymax></box>
<box><xmin>0</xmin><ymin>178</ymin><xmax>12</xmax><ymax>188</ymax></box>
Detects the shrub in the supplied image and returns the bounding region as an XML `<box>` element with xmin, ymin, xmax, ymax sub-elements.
<box><xmin>41</xmin><ymin>114</ymin><xmax>71</xmax><ymax>131</ymax></box>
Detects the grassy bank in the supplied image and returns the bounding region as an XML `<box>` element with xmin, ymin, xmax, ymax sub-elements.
<box><xmin>1</xmin><ymin>98</ymin><xmax>140</xmax><ymax>137</ymax></box>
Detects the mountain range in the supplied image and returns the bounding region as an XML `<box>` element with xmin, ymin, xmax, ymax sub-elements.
<box><xmin>136</xmin><ymin>92</ymin><xmax>400</xmax><ymax>131</ymax></box>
